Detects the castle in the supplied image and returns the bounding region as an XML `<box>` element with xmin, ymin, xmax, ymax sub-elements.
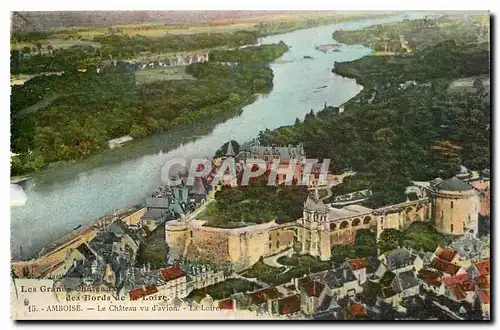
<box><xmin>164</xmin><ymin>141</ymin><xmax>488</xmax><ymax>269</ymax></box>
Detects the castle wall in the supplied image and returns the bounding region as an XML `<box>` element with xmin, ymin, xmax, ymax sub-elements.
<box><xmin>375</xmin><ymin>199</ymin><xmax>431</xmax><ymax>238</ymax></box>
<box><xmin>123</xmin><ymin>207</ymin><xmax>147</xmax><ymax>226</ymax></box>
<box><xmin>329</xmin><ymin>220</ymin><xmax>374</xmax><ymax>246</ymax></box>
<box><xmin>165</xmin><ymin>223</ymin><xmax>191</xmax><ymax>263</ymax></box>
<box><xmin>269</xmin><ymin>227</ymin><xmax>295</xmax><ymax>255</ymax></box>
<box><xmin>469</xmin><ymin>179</ymin><xmax>490</xmax><ymax>216</ymax></box>
<box><xmin>167</xmin><ymin>219</ymin><xmax>297</xmax><ymax>271</ymax></box>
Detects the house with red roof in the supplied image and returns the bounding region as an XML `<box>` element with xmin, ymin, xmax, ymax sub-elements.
<box><xmin>298</xmin><ymin>278</ymin><xmax>326</xmax><ymax>315</ymax></box>
<box><xmin>345</xmin><ymin>303</ymin><xmax>369</xmax><ymax>320</ymax></box>
<box><xmin>442</xmin><ymin>273</ymin><xmax>476</xmax><ymax>304</ymax></box>
<box><xmin>469</xmin><ymin>259</ymin><xmax>490</xmax><ymax>318</ymax></box>
<box><xmin>434</xmin><ymin>247</ymin><xmax>460</xmax><ymax>264</ymax></box>
<box><xmin>468</xmin><ymin>258</ymin><xmax>490</xmax><ymax>278</ymax></box>
<box><xmin>128</xmin><ymin>285</ymin><xmax>159</xmax><ymax>301</ymax></box>
<box><xmin>347</xmin><ymin>258</ymin><xmax>368</xmax><ymax>284</ymax></box>
<box><xmin>274</xmin><ymin>294</ymin><xmax>302</xmax><ymax>317</ymax></box>
<box><xmin>429</xmin><ymin>255</ymin><xmax>467</xmax><ymax>278</ymax></box>
<box><xmin>218</xmin><ymin>298</ymin><xmax>237</xmax><ymax>310</ymax></box>
<box><xmin>418</xmin><ymin>268</ymin><xmax>445</xmax><ymax>295</ymax></box>
<box><xmin>156</xmin><ymin>264</ymin><xmax>188</xmax><ymax>299</ymax></box>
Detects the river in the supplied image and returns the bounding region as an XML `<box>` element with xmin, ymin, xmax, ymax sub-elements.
<box><xmin>11</xmin><ymin>12</ymin><xmax>429</xmax><ymax>260</ymax></box>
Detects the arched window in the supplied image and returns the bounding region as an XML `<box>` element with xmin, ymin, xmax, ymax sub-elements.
<box><xmin>441</xmin><ymin>210</ymin><xmax>444</xmax><ymax>220</ymax></box>
<box><xmin>330</xmin><ymin>223</ymin><xmax>337</xmax><ymax>231</ymax></box>
<box><xmin>363</xmin><ymin>216</ymin><xmax>372</xmax><ymax>225</ymax></box>
<box><xmin>352</xmin><ymin>218</ymin><xmax>360</xmax><ymax>227</ymax></box>
<box><xmin>450</xmin><ymin>224</ymin><xmax>454</xmax><ymax>233</ymax></box>
<box><xmin>451</xmin><ymin>201</ymin><xmax>454</xmax><ymax>209</ymax></box>
<box><xmin>340</xmin><ymin>221</ymin><xmax>349</xmax><ymax>229</ymax></box>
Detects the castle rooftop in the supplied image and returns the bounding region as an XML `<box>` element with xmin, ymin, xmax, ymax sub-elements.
<box><xmin>327</xmin><ymin>204</ymin><xmax>373</xmax><ymax>221</ymax></box>
<box><xmin>434</xmin><ymin>177</ymin><xmax>474</xmax><ymax>191</ymax></box>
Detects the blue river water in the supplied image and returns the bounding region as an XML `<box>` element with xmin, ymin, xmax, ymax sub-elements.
<box><xmin>11</xmin><ymin>12</ymin><xmax>429</xmax><ymax>260</ymax></box>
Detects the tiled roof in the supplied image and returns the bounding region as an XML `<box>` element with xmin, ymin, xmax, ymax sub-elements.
<box><xmin>346</xmin><ymin>303</ymin><xmax>368</xmax><ymax>317</ymax></box>
<box><xmin>418</xmin><ymin>269</ymin><xmax>442</xmax><ymax>287</ymax></box>
<box><xmin>249</xmin><ymin>287</ymin><xmax>283</xmax><ymax>305</ymax></box>
<box><xmin>479</xmin><ymin>290</ymin><xmax>490</xmax><ymax>304</ymax></box>
<box><xmin>392</xmin><ymin>270</ymin><xmax>419</xmax><ymax>292</ymax></box>
<box><xmin>434</xmin><ymin>177</ymin><xmax>474</xmax><ymax>191</ymax></box>
<box><xmin>218</xmin><ymin>298</ymin><xmax>235</xmax><ymax>310</ymax></box>
<box><xmin>449</xmin><ymin>286</ymin><xmax>466</xmax><ymax>301</ymax></box>
<box><xmin>129</xmin><ymin>285</ymin><xmax>158</xmax><ymax>300</ymax></box>
<box><xmin>312</xmin><ymin>265</ymin><xmax>357</xmax><ymax>289</ymax></box>
<box><xmin>348</xmin><ymin>258</ymin><xmax>368</xmax><ymax>271</ymax></box>
<box><xmin>277</xmin><ymin>294</ymin><xmax>301</xmax><ymax>315</ymax></box>
<box><xmin>458</xmin><ymin>280</ymin><xmax>475</xmax><ymax>293</ymax></box>
<box><xmin>380</xmin><ymin>271</ymin><xmax>396</xmax><ymax>288</ymax></box>
<box><xmin>475</xmin><ymin>259</ymin><xmax>490</xmax><ymax>276</ymax></box>
<box><xmin>435</xmin><ymin>248</ymin><xmax>457</xmax><ymax>263</ymax></box>
<box><xmin>443</xmin><ymin>273</ymin><xmax>470</xmax><ymax>287</ymax></box>
<box><xmin>159</xmin><ymin>265</ymin><xmax>185</xmax><ymax>282</ymax></box>
<box><xmin>305</xmin><ymin>281</ymin><xmax>325</xmax><ymax>298</ymax></box>
<box><xmin>476</xmin><ymin>275</ymin><xmax>490</xmax><ymax>290</ymax></box>
<box><xmin>385</xmin><ymin>249</ymin><xmax>417</xmax><ymax>270</ymax></box>
<box><xmin>381</xmin><ymin>286</ymin><xmax>397</xmax><ymax>299</ymax></box>
<box><xmin>431</xmin><ymin>258</ymin><xmax>461</xmax><ymax>276</ymax></box>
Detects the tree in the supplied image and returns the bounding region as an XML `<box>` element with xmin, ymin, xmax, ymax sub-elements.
<box><xmin>354</xmin><ymin>229</ymin><xmax>376</xmax><ymax>258</ymax></box>
<box><xmin>473</xmin><ymin>78</ymin><xmax>485</xmax><ymax>93</ymax></box>
<box><xmin>402</xmin><ymin>221</ymin><xmax>451</xmax><ymax>252</ymax></box>
<box><xmin>331</xmin><ymin>244</ymin><xmax>354</xmax><ymax>265</ymax></box>
<box><xmin>377</xmin><ymin>229</ymin><xmax>405</xmax><ymax>253</ymax></box>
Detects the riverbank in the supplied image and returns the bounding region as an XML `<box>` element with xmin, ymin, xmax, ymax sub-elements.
<box><xmin>11</xmin><ymin>44</ymin><xmax>287</xmax><ymax>178</ymax></box>
<box><xmin>11</xmin><ymin>13</ymin><xmax>429</xmax><ymax>261</ymax></box>
<box><xmin>258</xmin><ymin>14</ymin><xmax>490</xmax><ymax>209</ymax></box>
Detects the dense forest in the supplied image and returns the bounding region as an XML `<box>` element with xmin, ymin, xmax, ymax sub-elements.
<box><xmin>209</xmin><ymin>42</ymin><xmax>288</xmax><ymax>63</ymax></box>
<box><xmin>333</xmin><ymin>16</ymin><xmax>488</xmax><ymax>53</ymax></box>
<box><xmin>259</xmin><ymin>38</ymin><xmax>490</xmax><ymax>208</ymax></box>
<box><xmin>10</xmin><ymin>31</ymin><xmax>259</xmax><ymax>75</ymax></box>
<box><xmin>10</xmin><ymin>44</ymin><xmax>287</xmax><ymax>176</ymax></box>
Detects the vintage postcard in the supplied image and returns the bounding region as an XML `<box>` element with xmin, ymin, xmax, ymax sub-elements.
<box><xmin>10</xmin><ymin>10</ymin><xmax>490</xmax><ymax>321</ymax></box>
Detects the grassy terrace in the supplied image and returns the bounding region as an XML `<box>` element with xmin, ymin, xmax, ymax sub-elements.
<box><xmin>186</xmin><ymin>278</ymin><xmax>261</xmax><ymax>303</ymax></box>
<box><xmin>241</xmin><ymin>255</ymin><xmax>332</xmax><ymax>285</ymax></box>
<box><xmin>199</xmin><ymin>177</ymin><xmax>308</xmax><ymax>228</ymax></box>
<box><xmin>136</xmin><ymin>224</ymin><xmax>168</xmax><ymax>269</ymax></box>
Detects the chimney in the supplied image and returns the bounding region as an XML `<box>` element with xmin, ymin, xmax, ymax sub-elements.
<box><xmin>232</xmin><ymin>299</ymin><xmax>237</xmax><ymax>310</ymax></box>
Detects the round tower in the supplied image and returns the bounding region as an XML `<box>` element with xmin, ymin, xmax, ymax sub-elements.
<box><xmin>432</xmin><ymin>177</ymin><xmax>480</xmax><ymax>237</ymax></box>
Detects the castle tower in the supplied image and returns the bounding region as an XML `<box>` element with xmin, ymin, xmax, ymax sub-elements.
<box><xmin>300</xmin><ymin>191</ymin><xmax>331</xmax><ymax>260</ymax></box>
<box><xmin>432</xmin><ymin>177</ymin><xmax>480</xmax><ymax>237</ymax></box>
